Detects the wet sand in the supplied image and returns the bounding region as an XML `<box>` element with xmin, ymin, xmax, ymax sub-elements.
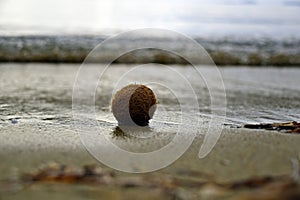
<box><xmin>1</xmin><ymin>123</ymin><xmax>300</xmax><ymax>199</ymax></box>
<box><xmin>1</xmin><ymin>123</ymin><xmax>300</xmax><ymax>180</ymax></box>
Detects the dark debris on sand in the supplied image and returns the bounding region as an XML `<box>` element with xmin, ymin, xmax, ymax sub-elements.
<box><xmin>244</xmin><ymin>121</ymin><xmax>300</xmax><ymax>134</ymax></box>
<box><xmin>21</xmin><ymin>163</ymin><xmax>115</xmax><ymax>185</ymax></box>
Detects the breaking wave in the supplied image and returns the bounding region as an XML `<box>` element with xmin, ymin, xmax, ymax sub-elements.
<box><xmin>0</xmin><ymin>35</ymin><xmax>299</xmax><ymax>66</ymax></box>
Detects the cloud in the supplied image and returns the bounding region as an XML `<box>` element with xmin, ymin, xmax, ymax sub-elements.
<box><xmin>284</xmin><ymin>1</ymin><xmax>300</xmax><ymax>6</ymax></box>
<box><xmin>218</xmin><ymin>0</ymin><xmax>257</xmax><ymax>5</ymax></box>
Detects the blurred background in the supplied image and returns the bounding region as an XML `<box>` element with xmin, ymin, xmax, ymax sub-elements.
<box><xmin>0</xmin><ymin>0</ymin><xmax>300</xmax><ymax>37</ymax></box>
<box><xmin>0</xmin><ymin>0</ymin><xmax>300</xmax><ymax>65</ymax></box>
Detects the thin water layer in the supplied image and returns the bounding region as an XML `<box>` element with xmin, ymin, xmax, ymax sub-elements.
<box><xmin>0</xmin><ymin>63</ymin><xmax>299</xmax><ymax>126</ymax></box>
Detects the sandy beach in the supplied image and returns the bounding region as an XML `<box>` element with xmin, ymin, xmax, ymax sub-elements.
<box><xmin>0</xmin><ymin>63</ymin><xmax>299</xmax><ymax>199</ymax></box>
<box><xmin>1</xmin><ymin>123</ymin><xmax>300</xmax><ymax>199</ymax></box>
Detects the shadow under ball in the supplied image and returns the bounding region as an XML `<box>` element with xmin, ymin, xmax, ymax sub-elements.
<box><xmin>111</xmin><ymin>84</ymin><xmax>157</xmax><ymax>126</ymax></box>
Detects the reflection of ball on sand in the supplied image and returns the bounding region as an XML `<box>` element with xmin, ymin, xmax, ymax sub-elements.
<box><xmin>111</xmin><ymin>84</ymin><xmax>157</xmax><ymax>126</ymax></box>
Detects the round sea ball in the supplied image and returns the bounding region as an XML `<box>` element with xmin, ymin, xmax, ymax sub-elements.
<box><xmin>111</xmin><ymin>84</ymin><xmax>157</xmax><ymax>126</ymax></box>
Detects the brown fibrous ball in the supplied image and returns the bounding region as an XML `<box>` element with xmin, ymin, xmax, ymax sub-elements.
<box><xmin>111</xmin><ymin>84</ymin><xmax>157</xmax><ymax>126</ymax></box>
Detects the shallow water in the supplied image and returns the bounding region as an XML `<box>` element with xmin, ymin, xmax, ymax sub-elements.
<box><xmin>0</xmin><ymin>63</ymin><xmax>299</xmax><ymax>127</ymax></box>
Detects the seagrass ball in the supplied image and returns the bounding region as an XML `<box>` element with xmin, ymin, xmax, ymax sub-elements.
<box><xmin>111</xmin><ymin>84</ymin><xmax>157</xmax><ymax>126</ymax></box>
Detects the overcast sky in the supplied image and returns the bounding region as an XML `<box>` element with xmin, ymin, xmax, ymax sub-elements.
<box><xmin>0</xmin><ymin>0</ymin><xmax>299</xmax><ymax>37</ymax></box>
